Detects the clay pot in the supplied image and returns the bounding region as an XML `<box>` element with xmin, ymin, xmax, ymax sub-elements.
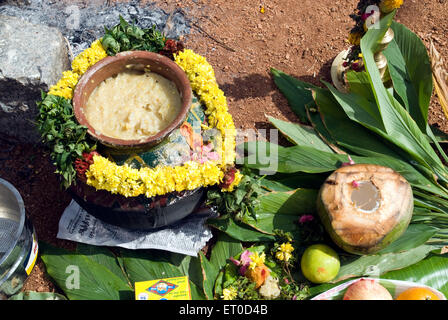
<box><xmin>72</xmin><ymin>51</ymin><xmax>192</xmax><ymax>150</ymax></box>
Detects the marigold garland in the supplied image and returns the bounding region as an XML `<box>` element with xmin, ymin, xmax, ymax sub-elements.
<box><xmin>71</xmin><ymin>39</ymin><xmax>108</xmax><ymax>75</ymax></box>
<box><xmin>47</xmin><ymin>70</ymin><xmax>79</xmax><ymax>100</ymax></box>
<box><xmin>48</xmin><ymin>39</ymin><xmax>107</xmax><ymax>100</ymax></box>
<box><xmin>86</xmin><ymin>155</ymin><xmax>224</xmax><ymax>198</ymax></box>
<box><xmin>174</xmin><ymin>49</ymin><xmax>237</xmax><ymax>167</ymax></box>
<box><xmin>47</xmin><ymin>39</ymin><xmax>241</xmax><ymax>198</ymax></box>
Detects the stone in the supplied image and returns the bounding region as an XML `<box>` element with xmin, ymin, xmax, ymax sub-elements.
<box><xmin>0</xmin><ymin>0</ymin><xmax>191</xmax><ymax>144</ymax></box>
<box><xmin>0</xmin><ymin>14</ymin><xmax>70</xmax><ymax>144</ymax></box>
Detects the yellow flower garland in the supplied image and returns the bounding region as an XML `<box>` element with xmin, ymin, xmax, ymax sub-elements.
<box><xmin>48</xmin><ymin>39</ymin><xmax>107</xmax><ymax>100</ymax></box>
<box><xmin>86</xmin><ymin>156</ymin><xmax>224</xmax><ymax>198</ymax></box>
<box><xmin>48</xmin><ymin>70</ymin><xmax>80</xmax><ymax>100</ymax></box>
<box><xmin>71</xmin><ymin>39</ymin><xmax>108</xmax><ymax>75</ymax></box>
<box><xmin>48</xmin><ymin>40</ymin><xmax>241</xmax><ymax>198</ymax></box>
<box><xmin>174</xmin><ymin>49</ymin><xmax>237</xmax><ymax>167</ymax></box>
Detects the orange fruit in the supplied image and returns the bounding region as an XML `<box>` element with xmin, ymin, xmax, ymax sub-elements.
<box><xmin>396</xmin><ymin>287</ymin><xmax>440</xmax><ymax>300</ymax></box>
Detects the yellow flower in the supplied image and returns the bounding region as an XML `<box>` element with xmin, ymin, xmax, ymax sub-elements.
<box><xmin>275</xmin><ymin>242</ymin><xmax>294</xmax><ymax>262</ymax></box>
<box><xmin>71</xmin><ymin>39</ymin><xmax>107</xmax><ymax>75</ymax></box>
<box><xmin>221</xmin><ymin>287</ymin><xmax>237</xmax><ymax>300</ymax></box>
<box><xmin>347</xmin><ymin>32</ymin><xmax>362</xmax><ymax>46</ymax></box>
<box><xmin>249</xmin><ymin>252</ymin><xmax>266</xmax><ymax>270</ymax></box>
<box><xmin>86</xmin><ymin>156</ymin><xmax>225</xmax><ymax>198</ymax></box>
<box><xmin>48</xmin><ymin>39</ymin><xmax>107</xmax><ymax>100</ymax></box>
<box><xmin>48</xmin><ymin>71</ymin><xmax>79</xmax><ymax>100</ymax></box>
<box><xmin>380</xmin><ymin>0</ymin><xmax>403</xmax><ymax>13</ymax></box>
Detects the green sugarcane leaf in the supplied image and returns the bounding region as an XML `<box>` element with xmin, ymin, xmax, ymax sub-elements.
<box><xmin>305</xmin><ymin>102</ymin><xmax>339</xmax><ymax>150</ymax></box>
<box><xmin>270</xmin><ymin>68</ymin><xmax>317</xmax><ymax>123</ymax></box>
<box><xmin>346</xmin><ymin>70</ymin><xmax>377</xmax><ymax>103</ymax></box>
<box><xmin>377</xmin><ymin>224</ymin><xmax>438</xmax><ymax>254</ymax></box>
<box><xmin>360</xmin><ymin>11</ymin><xmax>447</xmax><ymax>179</ymax></box>
<box><xmin>245</xmin><ymin>140</ymin><xmax>445</xmax><ymax>197</ymax></box>
<box><xmin>313</xmin><ymin>86</ymin><xmax>404</xmax><ymax>160</ymax></box>
<box><xmin>384</xmin><ymin>21</ymin><xmax>433</xmax><ymax>127</ymax></box>
<box><xmin>243</xmin><ymin>142</ymin><xmax>343</xmax><ymax>174</ymax></box>
<box><xmin>268</xmin><ymin>116</ymin><xmax>333</xmax><ymax>152</ymax></box>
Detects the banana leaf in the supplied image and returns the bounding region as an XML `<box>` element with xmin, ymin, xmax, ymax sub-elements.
<box><xmin>207</xmin><ymin>215</ymin><xmax>276</xmax><ymax>242</ymax></box>
<box><xmin>210</xmin><ymin>233</ymin><xmax>243</xmax><ymax>270</ymax></box>
<box><xmin>9</xmin><ymin>291</ymin><xmax>67</xmax><ymax>300</ymax></box>
<box><xmin>334</xmin><ymin>245</ymin><xmax>437</xmax><ymax>283</ymax></box>
<box><xmin>40</xmin><ymin>243</ymin><xmax>134</xmax><ymax>300</ymax></box>
<box><xmin>118</xmin><ymin>248</ymin><xmax>205</xmax><ymax>300</ymax></box>
<box><xmin>382</xmin><ymin>254</ymin><xmax>448</xmax><ymax>297</ymax></box>
<box><xmin>257</xmin><ymin>188</ymin><xmax>318</xmax><ymax>214</ymax></box>
<box><xmin>199</xmin><ymin>234</ymin><xmax>243</xmax><ymax>300</ymax></box>
<box><xmin>199</xmin><ymin>252</ymin><xmax>219</xmax><ymax>300</ymax></box>
<box><xmin>260</xmin><ymin>172</ymin><xmax>328</xmax><ymax>192</ymax></box>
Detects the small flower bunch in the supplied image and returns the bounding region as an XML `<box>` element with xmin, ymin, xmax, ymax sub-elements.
<box><xmin>74</xmin><ymin>151</ymin><xmax>100</xmax><ymax>181</ymax></box>
<box><xmin>345</xmin><ymin>0</ymin><xmax>404</xmax><ymax>71</ymax></box>
<box><xmin>220</xmin><ymin>240</ymin><xmax>312</xmax><ymax>301</ymax></box>
<box><xmin>225</xmin><ymin>249</ymin><xmax>277</xmax><ymax>300</ymax></box>
<box><xmin>275</xmin><ymin>243</ymin><xmax>295</xmax><ymax>262</ymax></box>
<box><xmin>158</xmin><ymin>39</ymin><xmax>185</xmax><ymax>60</ymax></box>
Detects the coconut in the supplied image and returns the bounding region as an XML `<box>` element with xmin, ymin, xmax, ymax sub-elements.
<box><xmin>316</xmin><ymin>164</ymin><xmax>413</xmax><ymax>255</ymax></box>
<box><xmin>343</xmin><ymin>279</ymin><xmax>393</xmax><ymax>300</ymax></box>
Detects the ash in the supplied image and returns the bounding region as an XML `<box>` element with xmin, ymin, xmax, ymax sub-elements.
<box><xmin>0</xmin><ymin>0</ymin><xmax>190</xmax><ymax>57</ymax></box>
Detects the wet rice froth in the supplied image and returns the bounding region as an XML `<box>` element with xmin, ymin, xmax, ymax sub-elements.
<box><xmin>84</xmin><ymin>70</ymin><xmax>182</xmax><ymax>140</ymax></box>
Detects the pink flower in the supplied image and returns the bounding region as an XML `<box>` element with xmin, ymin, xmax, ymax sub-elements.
<box><xmin>191</xmin><ymin>142</ymin><xmax>221</xmax><ymax>164</ymax></box>
<box><xmin>361</xmin><ymin>10</ymin><xmax>375</xmax><ymax>21</ymax></box>
<box><xmin>352</xmin><ymin>180</ymin><xmax>360</xmax><ymax>188</ymax></box>
<box><xmin>238</xmin><ymin>250</ymin><xmax>253</xmax><ymax>276</ymax></box>
<box><xmin>341</xmin><ymin>155</ymin><xmax>355</xmax><ymax>167</ymax></box>
<box><xmin>229</xmin><ymin>257</ymin><xmax>240</xmax><ymax>266</ymax></box>
<box><xmin>299</xmin><ymin>215</ymin><xmax>314</xmax><ymax>224</ymax></box>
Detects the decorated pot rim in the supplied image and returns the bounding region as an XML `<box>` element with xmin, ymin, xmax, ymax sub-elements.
<box><xmin>72</xmin><ymin>50</ymin><xmax>193</xmax><ymax>149</ymax></box>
